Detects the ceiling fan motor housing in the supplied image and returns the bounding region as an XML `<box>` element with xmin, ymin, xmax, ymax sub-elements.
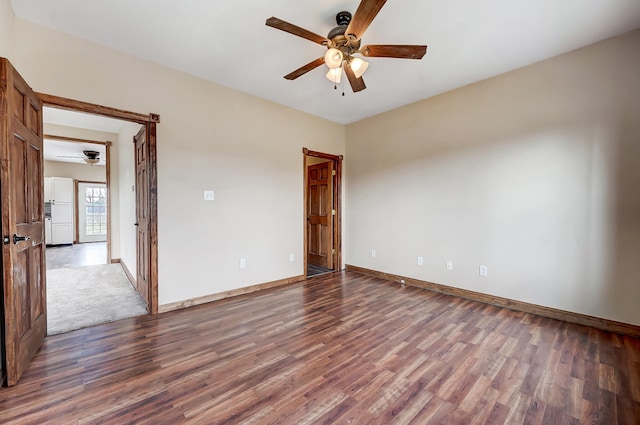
<box><xmin>327</xmin><ymin>11</ymin><xmax>361</xmax><ymax>54</ymax></box>
<box><xmin>83</xmin><ymin>150</ymin><xmax>100</xmax><ymax>160</ymax></box>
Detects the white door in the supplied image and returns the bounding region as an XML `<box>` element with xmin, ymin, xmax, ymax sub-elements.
<box><xmin>49</xmin><ymin>177</ymin><xmax>74</xmax><ymax>244</ymax></box>
<box><xmin>78</xmin><ymin>182</ymin><xmax>107</xmax><ymax>243</ymax></box>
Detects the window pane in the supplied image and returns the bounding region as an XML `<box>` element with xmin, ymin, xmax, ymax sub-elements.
<box><xmin>84</xmin><ymin>185</ymin><xmax>107</xmax><ymax>236</ymax></box>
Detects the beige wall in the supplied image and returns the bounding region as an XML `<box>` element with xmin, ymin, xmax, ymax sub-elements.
<box><xmin>12</xmin><ymin>18</ymin><xmax>346</xmax><ymax>306</ymax></box>
<box><xmin>44</xmin><ymin>160</ymin><xmax>105</xmax><ymax>181</ymax></box>
<box><xmin>346</xmin><ymin>29</ymin><xmax>640</xmax><ymax>326</ymax></box>
<box><xmin>0</xmin><ymin>0</ymin><xmax>14</xmax><ymax>60</ymax></box>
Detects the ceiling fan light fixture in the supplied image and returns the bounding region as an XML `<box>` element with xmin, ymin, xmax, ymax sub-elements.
<box><xmin>325</xmin><ymin>67</ymin><xmax>342</xmax><ymax>83</ymax></box>
<box><xmin>324</xmin><ymin>47</ymin><xmax>343</xmax><ymax>69</ymax></box>
<box><xmin>350</xmin><ymin>57</ymin><xmax>369</xmax><ymax>79</ymax></box>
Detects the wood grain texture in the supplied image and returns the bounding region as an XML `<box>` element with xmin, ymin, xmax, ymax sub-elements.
<box><xmin>283</xmin><ymin>57</ymin><xmax>325</xmax><ymax>80</ymax></box>
<box><xmin>346</xmin><ymin>265</ymin><xmax>640</xmax><ymax>338</ymax></box>
<box><xmin>38</xmin><ymin>93</ymin><xmax>158</xmax><ymax>124</ymax></box>
<box><xmin>1</xmin><ymin>271</ymin><xmax>638</xmax><ymax>424</ymax></box>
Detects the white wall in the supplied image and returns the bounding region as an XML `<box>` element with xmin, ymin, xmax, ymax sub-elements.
<box><xmin>346</xmin><ymin>29</ymin><xmax>640</xmax><ymax>326</ymax></box>
<box><xmin>12</xmin><ymin>18</ymin><xmax>346</xmax><ymax>306</ymax></box>
<box><xmin>0</xmin><ymin>0</ymin><xmax>14</xmax><ymax>60</ymax></box>
<box><xmin>117</xmin><ymin>122</ymin><xmax>142</xmax><ymax>279</ymax></box>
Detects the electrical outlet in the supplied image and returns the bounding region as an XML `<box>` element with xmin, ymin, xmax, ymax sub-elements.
<box><xmin>447</xmin><ymin>261</ymin><xmax>453</xmax><ymax>271</ymax></box>
<box><xmin>479</xmin><ymin>265</ymin><xmax>488</xmax><ymax>277</ymax></box>
<box><xmin>417</xmin><ymin>256</ymin><xmax>424</xmax><ymax>266</ymax></box>
<box><xmin>289</xmin><ymin>253</ymin><xmax>295</xmax><ymax>262</ymax></box>
<box><xmin>239</xmin><ymin>258</ymin><xmax>246</xmax><ymax>269</ymax></box>
<box><xmin>371</xmin><ymin>249</ymin><xmax>376</xmax><ymax>258</ymax></box>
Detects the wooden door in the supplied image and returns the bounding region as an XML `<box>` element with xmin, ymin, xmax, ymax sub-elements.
<box><xmin>134</xmin><ymin>126</ymin><xmax>149</xmax><ymax>307</ymax></box>
<box><xmin>307</xmin><ymin>161</ymin><xmax>333</xmax><ymax>269</ymax></box>
<box><xmin>0</xmin><ymin>58</ymin><xmax>46</xmax><ymax>386</ymax></box>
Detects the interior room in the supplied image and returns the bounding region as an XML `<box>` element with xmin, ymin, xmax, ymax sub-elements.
<box><xmin>42</xmin><ymin>108</ymin><xmax>147</xmax><ymax>335</ymax></box>
<box><xmin>1</xmin><ymin>0</ymin><xmax>639</xmax><ymax>423</ymax></box>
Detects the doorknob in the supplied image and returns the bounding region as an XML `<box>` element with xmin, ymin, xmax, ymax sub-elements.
<box><xmin>13</xmin><ymin>234</ymin><xmax>31</xmax><ymax>244</ymax></box>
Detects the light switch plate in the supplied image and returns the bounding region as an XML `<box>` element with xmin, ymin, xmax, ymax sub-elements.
<box><xmin>239</xmin><ymin>258</ymin><xmax>246</xmax><ymax>269</ymax></box>
<box><xmin>417</xmin><ymin>256</ymin><xmax>424</xmax><ymax>266</ymax></box>
<box><xmin>289</xmin><ymin>253</ymin><xmax>295</xmax><ymax>262</ymax></box>
<box><xmin>479</xmin><ymin>265</ymin><xmax>488</xmax><ymax>276</ymax></box>
<box><xmin>204</xmin><ymin>190</ymin><xmax>215</xmax><ymax>201</ymax></box>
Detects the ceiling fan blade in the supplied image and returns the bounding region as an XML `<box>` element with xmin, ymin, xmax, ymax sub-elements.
<box><xmin>361</xmin><ymin>44</ymin><xmax>427</xmax><ymax>59</ymax></box>
<box><xmin>344</xmin><ymin>64</ymin><xmax>366</xmax><ymax>93</ymax></box>
<box><xmin>266</xmin><ymin>17</ymin><xmax>329</xmax><ymax>46</ymax></box>
<box><xmin>284</xmin><ymin>57</ymin><xmax>325</xmax><ymax>80</ymax></box>
<box><xmin>345</xmin><ymin>0</ymin><xmax>388</xmax><ymax>41</ymax></box>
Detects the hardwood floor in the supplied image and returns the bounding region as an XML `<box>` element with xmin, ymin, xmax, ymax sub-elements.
<box><xmin>307</xmin><ymin>264</ymin><xmax>333</xmax><ymax>277</ymax></box>
<box><xmin>1</xmin><ymin>272</ymin><xmax>639</xmax><ymax>424</ymax></box>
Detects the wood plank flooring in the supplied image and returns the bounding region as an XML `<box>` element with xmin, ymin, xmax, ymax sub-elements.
<box><xmin>1</xmin><ymin>272</ymin><xmax>639</xmax><ymax>424</ymax></box>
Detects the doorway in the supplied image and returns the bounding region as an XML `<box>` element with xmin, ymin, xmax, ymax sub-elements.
<box><xmin>303</xmin><ymin>148</ymin><xmax>343</xmax><ymax>277</ymax></box>
<box><xmin>42</xmin><ymin>109</ymin><xmax>147</xmax><ymax>335</ymax></box>
<box><xmin>39</xmin><ymin>93</ymin><xmax>159</xmax><ymax>316</ymax></box>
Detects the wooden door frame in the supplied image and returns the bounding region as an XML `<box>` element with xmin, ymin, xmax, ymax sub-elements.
<box><xmin>303</xmin><ymin>148</ymin><xmax>343</xmax><ymax>275</ymax></box>
<box><xmin>38</xmin><ymin>93</ymin><xmax>160</xmax><ymax>314</ymax></box>
<box><xmin>74</xmin><ymin>180</ymin><xmax>107</xmax><ymax>245</ymax></box>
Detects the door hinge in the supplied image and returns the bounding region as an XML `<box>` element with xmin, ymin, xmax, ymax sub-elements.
<box><xmin>3</xmin><ymin>236</ymin><xmax>9</xmax><ymax>245</ymax></box>
<box><xmin>332</xmin><ymin>209</ymin><xmax>336</xmax><ymax>216</ymax></box>
<box><xmin>332</xmin><ymin>249</ymin><xmax>336</xmax><ymax>254</ymax></box>
<box><xmin>332</xmin><ymin>170</ymin><xmax>336</xmax><ymax>176</ymax></box>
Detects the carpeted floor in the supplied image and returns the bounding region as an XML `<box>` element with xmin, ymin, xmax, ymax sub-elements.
<box><xmin>47</xmin><ymin>264</ymin><xmax>148</xmax><ymax>335</ymax></box>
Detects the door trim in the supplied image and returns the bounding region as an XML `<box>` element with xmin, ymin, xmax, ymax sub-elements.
<box><xmin>39</xmin><ymin>93</ymin><xmax>160</xmax><ymax>314</ymax></box>
<box><xmin>303</xmin><ymin>148</ymin><xmax>343</xmax><ymax>276</ymax></box>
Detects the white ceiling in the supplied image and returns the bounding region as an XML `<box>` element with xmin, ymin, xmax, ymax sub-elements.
<box><xmin>44</xmin><ymin>107</ymin><xmax>126</xmax><ymax>134</ymax></box>
<box><xmin>43</xmin><ymin>107</ymin><xmax>128</xmax><ymax>165</ymax></box>
<box><xmin>12</xmin><ymin>0</ymin><xmax>640</xmax><ymax>124</ymax></box>
<box><xmin>44</xmin><ymin>138</ymin><xmax>106</xmax><ymax>166</ymax></box>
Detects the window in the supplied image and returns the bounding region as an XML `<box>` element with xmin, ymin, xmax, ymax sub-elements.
<box><xmin>85</xmin><ymin>186</ymin><xmax>107</xmax><ymax>236</ymax></box>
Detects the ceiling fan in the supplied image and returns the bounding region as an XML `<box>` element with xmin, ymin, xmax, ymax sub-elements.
<box><xmin>56</xmin><ymin>150</ymin><xmax>101</xmax><ymax>165</ymax></box>
<box><xmin>266</xmin><ymin>0</ymin><xmax>427</xmax><ymax>93</ymax></box>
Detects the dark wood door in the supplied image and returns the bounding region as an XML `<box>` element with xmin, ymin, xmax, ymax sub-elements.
<box><xmin>307</xmin><ymin>161</ymin><xmax>333</xmax><ymax>269</ymax></box>
<box><xmin>0</xmin><ymin>58</ymin><xmax>46</xmax><ymax>387</ymax></box>
<box><xmin>134</xmin><ymin>126</ymin><xmax>149</xmax><ymax>307</ymax></box>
